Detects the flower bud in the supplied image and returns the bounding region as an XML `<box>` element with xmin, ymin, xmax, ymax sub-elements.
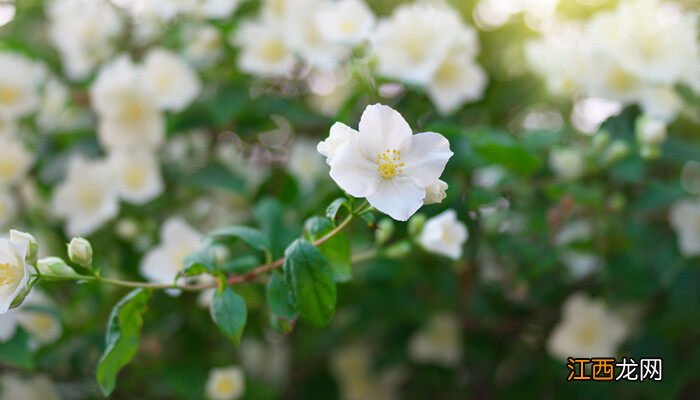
<box><xmin>408</xmin><ymin>213</ymin><xmax>427</xmax><ymax>237</ymax></box>
<box><xmin>68</xmin><ymin>237</ymin><xmax>93</xmax><ymax>269</ymax></box>
<box><xmin>424</xmin><ymin>180</ymin><xmax>448</xmax><ymax>205</ymax></box>
<box><xmin>37</xmin><ymin>257</ymin><xmax>80</xmax><ymax>279</ymax></box>
<box><xmin>375</xmin><ymin>218</ymin><xmax>394</xmax><ymax>245</ymax></box>
<box><xmin>10</xmin><ymin>230</ymin><xmax>38</xmax><ymax>267</ymax></box>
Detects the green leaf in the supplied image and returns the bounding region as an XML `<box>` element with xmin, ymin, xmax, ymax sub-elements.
<box><xmin>267</xmin><ymin>271</ymin><xmax>298</xmax><ymax>320</ymax></box>
<box><xmin>283</xmin><ymin>239</ymin><xmax>337</xmax><ymax>327</ymax></box>
<box><xmin>210</xmin><ymin>287</ymin><xmax>247</xmax><ymax>344</ymax></box>
<box><xmin>471</xmin><ymin>131</ymin><xmax>542</xmax><ymax>176</ymax></box>
<box><xmin>97</xmin><ymin>289</ymin><xmax>152</xmax><ymax>396</ymax></box>
<box><xmin>304</xmin><ymin>217</ymin><xmax>352</xmax><ymax>282</ymax></box>
<box><xmin>182</xmin><ymin>245</ymin><xmax>216</xmax><ymax>276</ymax></box>
<box><xmin>0</xmin><ymin>329</ymin><xmax>33</xmax><ymax>369</ymax></box>
<box><xmin>209</xmin><ymin>226</ymin><xmax>271</xmax><ymax>253</ymax></box>
<box><xmin>326</xmin><ymin>198</ymin><xmax>350</xmax><ymax>221</ymax></box>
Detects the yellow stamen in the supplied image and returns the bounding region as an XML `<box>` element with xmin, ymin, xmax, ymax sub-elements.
<box><xmin>376</xmin><ymin>149</ymin><xmax>405</xmax><ymax>179</ymax></box>
<box><xmin>0</xmin><ymin>262</ymin><xmax>21</xmax><ymax>286</ymax></box>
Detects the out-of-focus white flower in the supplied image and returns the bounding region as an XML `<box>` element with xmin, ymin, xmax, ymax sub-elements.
<box><xmin>140</xmin><ymin>218</ymin><xmax>202</xmax><ymax>291</ymax></box>
<box><xmin>472</xmin><ymin>166</ymin><xmax>506</xmax><ymax>189</ymax></box>
<box><xmin>0</xmin><ymin>193</ymin><xmax>15</xmax><ymax>228</ymax></box>
<box><xmin>408</xmin><ymin>313</ymin><xmax>462</xmax><ymax>367</ymax></box>
<box><xmin>205</xmin><ymin>366</ymin><xmax>245</xmax><ymax>400</ymax></box>
<box><xmin>52</xmin><ymin>156</ymin><xmax>119</xmax><ymax>237</ymax></box>
<box><xmin>548</xmin><ymin>293</ymin><xmax>629</xmax><ymax>360</ymax></box>
<box><xmin>184</xmin><ymin>25</ymin><xmax>223</xmax><ymax>66</ymax></box>
<box><xmin>67</xmin><ymin>237</ymin><xmax>93</xmax><ymax>268</ymax></box>
<box><xmin>331</xmin><ymin>343</ymin><xmax>405</xmax><ymax>400</ymax></box>
<box><xmin>0</xmin><ymin>373</ymin><xmax>61</xmax><ymax>400</ymax></box>
<box><xmin>549</xmin><ymin>147</ymin><xmax>585</xmax><ymax>180</ymax></box>
<box><xmin>288</xmin><ymin>139</ymin><xmax>327</xmax><ymax>190</ymax></box>
<box><xmin>232</xmin><ymin>16</ymin><xmax>297</xmax><ymax>77</ymax></box>
<box><xmin>48</xmin><ymin>0</ymin><xmax>123</xmax><ymax>80</ymax></box>
<box><xmin>307</xmin><ymin>67</ymin><xmax>355</xmax><ymax>117</ymax></box>
<box><xmin>14</xmin><ymin>290</ymin><xmax>62</xmax><ymax>348</ymax></box>
<box><xmin>108</xmin><ymin>150</ymin><xmax>164</xmax><ymax>204</ymax></box>
<box><xmin>317</xmin><ymin>122</ymin><xmax>356</xmax><ymax>164</ymax></box>
<box><xmin>91</xmin><ymin>56</ymin><xmax>165</xmax><ymax>150</ymax></box>
<box><xmin>560</xmin><ymin>250</ymin><xmax>602</xmax><ymax>278</ymax></box>
<box><xmin>315</xmin><ymin>0</ymin><xmax>375</xmax><ymax>45</ymax></box>
<box><xmin>419</xmin><ymin>209</ymin><xmax>468</xmax><ymax>260</ymax></box>
<box><xmin>423</xmin><ymin>180</ymin><xmax>448</xmax><ymax>205</ymax></box>
<box><xmin>0</xmin><ymin>119</ymin><xmax>18</xmax><ymax>137</ymax></box>
<box><xmin>198</xmin><ymin>0</ymin><xmax>241</xmax><ymax>19</ymax></box>
<box><xmin>0</xmin><ymin>236</ymin><xmax>30</xmax><ymax>314</ymax></box>
<box><xmin>639</xmin><ymin>86</ymin><xmax>683</xmax><ymax>122</ymax></box>
<box><xmin>142</xmin><ymin>48</ymin><xmax>201</xmax><ymax>111</ymax></box>
<box><xmin>428</xmin><ymin>51</ymin><xmax>487</xmax><ymax>115</ymax></box>
<box><xmin>670</xmin><ymin>197</ymin><xmax>700</xmax><ymax>257</ymax></box>
<box><xmin>635</xmin><ymin>115</ymin><xmax>667</xmax><ymax>146</ymax></box>
<box><xmin>0</xmin><ymin>135</ymin><xmax>33</xmax><ymax>186</ymax></box>
<box><xmin>373</xmin><ymin>4</ymin><xmax>461</xmax><ymax>84</ymax></box>
<box><xmin>36</xmin><ymin>77</ymin><xmax>84</xmax><ymax>133</ymax></box>
<box><xmin>0</xmin><ymin>52</ymin><xmax>44</xmax><ymax>120</ymax></box>
<box><xmin>326</xmin><ymin>104</ymin><xmax>453</xmax><ymax>221</ymax></box>
<box><xmin>239</xmin><ymin>338</ymin><xmax>290</xmax><ymax>386</ymax></box>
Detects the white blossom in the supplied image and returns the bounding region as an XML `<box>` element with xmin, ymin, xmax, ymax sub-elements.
<box><xmin>315</xmin><ymin>0</ymin><xmax>375</xmax><ymax>46</ymax></box>
<box><xmin>423</xmin><ymin>180</ymin><xmax>448</xmax><ymax>205</ymax></box>
<box><xmin>428</xmin><ymin>51</ymin><xmax>487</xmax><ymax>115</ymax></box>
<box><xmin>287</xmin><ymin>139</ymin><xmax>326</xmax><ymax>190</ymax></box>
<box><xmin>108</xmin><ymin>150</ymin><xmax>164</xmax><ymax>204</ymax></box>
<box><xmin>549</xmin><ymin>147</ymin><xmax>585</xmax><ymax>180</ymax></box>
<box><xmin>418</xmin><ymin>209</ymin><xmax>468</xmax><ymax>260</ymax></box>
<box><xmin>548</xmin><ymin>293</ymin><xmax>629</xmax><ymax>360</ymax></box>
<box><xmin>325</xmin><ymin>104</ymin><xmax>453</xmax><ymax>221</ymax></box>
<box><xmin>0</xmin><ymin>52</ymin><xmax>44</xmax><ymax>120</ymax></box>
<box><xmin>142</xmin><ymin>48</ymin><xmax>201</xmax><ymax>111</ymax></box>
<box><xmin>232</xmin><ymin>16</ymin><xmax>297</xmax><ymax>78</ymax></box>
<box><xmin>13</xmin><ymin>290</ymin><xmax>62</xmax><ymax>348</ymax></box>
<box><xmin>205</xmin><ymin>366</ymin><xmax>245</xmax><ymax>400</ymax></box>
<box><xmin>140</xmin><ymin>218</ymin><xmax>203</xmax><ymax>291</ymax></box>
<box><xmin>408</xmin><ymin>313</ymin><xmax>462</xmax><ymax>367</ymax></box>
<box><xmin>670</xmin><ymin>197</ymin><xmax>700</xmax><ymax>257</ymax></box>
<box><xmin>52</xmin><ymin>156</ymin><xmax>119</xmax><ymax>236</ymax></box>
<box><xmin>0</xmin><ymin>135</ymin><xmax>33</xmax><ymax>186</ymax></box>
<box><xmin>317</xmin><ymin>122</ymin><xmax>356</xmax><ymax>164</ymax></box>
<box><xmin>0</xmin><ymin>236</ymin><xmax>30</xmax><ymax>314</ymax></box>
<box><xmin>0</xmin><ymin>193</ymin><xmax>15</xmax><ymax>228</ymax></box>
<box><xmin>635</xmin><ymin>115</ymin><xmax>667</xmax><ymax>146</ymax></box>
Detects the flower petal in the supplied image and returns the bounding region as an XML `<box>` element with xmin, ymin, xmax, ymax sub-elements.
<box><xmin>357</xmin><ymin>104</ymin><xmax>412</xmax><ymax>157</ymax></box>
<box><xmin>400</xmin><ymin>132</ymin><xmax>453</xmax><ymax>187</ymax></box>
<box><xmin>367</xmin><ymin>177</ymin><xmax>425</xmax><ymax>221</ymax></box>
<box><xmin>329</xmin><ymin>136</ymin><xmax>381</xmax><ymax>197</ymax></box>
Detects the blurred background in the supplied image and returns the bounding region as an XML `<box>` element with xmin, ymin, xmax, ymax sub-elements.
<box><xmin>0</xmin><ymin>0</ymin><xmax>699</xmax><ymax>398</ymax></box>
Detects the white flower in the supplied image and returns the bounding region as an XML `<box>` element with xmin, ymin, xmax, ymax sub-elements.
<box><xmin>317</xmin><ymin>122</ymin><xmax>356</xmax><ymax>164</ymax></box>
<box><xmin>108</xmin><ymin>150</ymin><xmax>164</xmax><ymax>204</ymax></box>
<box><xmin>635</xmin><ymin>115</ymin><xmax>667</xmax><ymax>146</ymax></box>
<box><xmin>0</xmin><ymin>236</ymin><xmax>30</xmax><ymax>314</ymax></box>
<box><xmin>327</xmin><ymin>104</ymin><xmax>453</xmax><ymax>221</ymax></box>
<box><xmin>428</xmin><ymin>51</ymin><xmax>487</xmax><ymax>115</ymax></box>
<box><xmin>419</xmin><ymin>209</ymin><xmax>468</xmax><ymax>260</ymax></box>
<box><xmin>423</xmin><ymin>180</ymin><xmax>448</xmax><ymax>205</ymax></box>
<box><xmin>91</xmin><ymin>56</ymin><xmax>164</xmax><ymax>150</ymax></box>
<box><xmin>140</xmin><ymin>218</ymin><xmax>203</xmax><ymax>291</ymax></box>
<box><xmin>330</xmin><ymin>344</ymin><xmax>405</xmax><ymax>400</ymax></box>
<box><xmin>670</xmin><ymin>197</ymin><xmax>700</xmax><ymax>257</ymax></box>
<box><xmin>14</xmin><ymin>290</ymin><xmax>62</xmax><ymax>348</ymax></box>
<box><xmin>206</xmin><ymin>366</ymin><xmax>245</xmax><ymax>400</ymax></box>
<box><xmin>638</xmin><ymin>86</ymin><xmax>683</xmax><ymax>122</ymax></box>
<box><xmin>232</xmin><ymin>16</ymin><xmax>297</xmax><ymax>77</ymax></box>
<box><xmin>0</xmin><ymin>135</ymin><xmax>33</xmax><ymax>185</ymax></box>
<box><xmin>548</xmin><ymin>293</ymin><xmax>629</xmax><ymax>360</ymax></box>
<box><xmin>408</xmin><ymin>313</ymin><xmax>462</xmax><ymax>367</ymax></box>
<box><xmin>52</xmin><ymin>156</ymin><xmax>119</xmax><ymax>237</ymax></box>
<box><xmin>142</xmin><ymin>48</ymin><xmax>201</xmax><ymax>112</ymax></box>
<box><xmin>0</xmin><ymin>373</ymin><xmax>61</xmax><ymax>400</ymax></box>
<box><xmin>549</xmin><ymin>148</ymin><xmax>585</xmax><ymax>180</ymax></box>
<box><xmin>315</xmin><ymin>0</ymin><xmax>376</xmax><ymax>46</ymax></box>
<box><xmin>0</xmin><ymin>52</ymin><xmax>44</xmax><ymax>120</ymax></box>
<box><xmin>288</xmin><ymin>139</ymin><xmax>327</xmax><ymax>190</ymax></box>
<box><xmin>372</xmin><ymin>3</ymin><xmax>466</xmax><ymax>85</ymax></box>
<box><xmin>184</xmin><ymin>25</ymin><xmax>223</xmax><ymax>66</ymax></box>
<box><xmin>48</xmin><ymin>0</ymin><xmax>122</xmax><ymax>80</ymax></box>
<box><xmin>198</xmin><ymin>0</ymin><xmax>241</xmax><ymax>19</ymax></box>
<box><xmin>239</xmin><ymin>338</ymin><xmax>290</xmax><ymax>385</ymax></box>
<box><xmin>0</xmin><ymin>192</ymin><xmax>15</xmax><ymax>228</ymax></box>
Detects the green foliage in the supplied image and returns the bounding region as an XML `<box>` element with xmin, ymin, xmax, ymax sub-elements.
<box><xmin>209</xmin><ymin>287</ymin><xmax>248</xmax><ymax>345</ymax></box>
<box><xmin>304</xmin><ymin>216</ymin><xmax>352</xmax><ymax>282</ymax></box>
<box><xmin>96</xmin><ymin>289</ymin><xmax>152</xmax><ymax>396</ymax></box>
<box><xmin>283</xmin><ymin>239</ymin><xmax>337</xmax><ymax>327</ymax></box>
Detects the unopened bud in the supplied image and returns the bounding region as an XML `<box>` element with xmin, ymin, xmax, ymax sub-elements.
<box><xmin>68</xmin><ymin>237</ymin><xmax>93</xmax><ymax>269</ymax></box>
<box><xmin>408</xmin><ymin>213</ymin><xmax>427</xmax><ymax>237</ymax></box>
<box><xmin>375</xmin><ymin>218</ymin><xmax>394</xmax><ymax>245</ymax></box>
<box><xmin>10</xmin><ymin>230</ymin><xmax>38</xmax><ymax>267</ymax></box>
<box><xmin>424</xmin><ymin>180</ymin><xmax>448</xmax><ymax>205</ymax></box>
<box><xmin>37</xmin><ymin>257</ymin><xmax>80</xmax><ymax>279</ymax></box>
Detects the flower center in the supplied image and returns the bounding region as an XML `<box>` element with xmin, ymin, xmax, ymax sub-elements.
<box><xmin>0</xmin><ymin>262</ymin><xmax>21</xmax><ymax>286</ymax></box>
<box><xmin>215</xmin><ymin>377</ymin><xmax>236</xmax><ymax>394</ymax></box>
<box><xmin>576</xmin><ymin>324</ymin><xmax>600</xmax><ymax>346</ymax></box>
<box><xmin>124</xmin><ymin>166</ymin><xmax>146</xmax><ymax>190</ymax></box>
<box><xmin>377</xmin><ymin>149</ymin><xmax>405</xmax><ymax>179</ymax></box>
<box><xmin>0</xmin><ymin>158</ymin><xmax>18</xmax><ymax>181</ymax></box>
<box><xmin>0</xmin><ymin>85</ymin><xmax>20</xmax><ymax>105</ymax></box>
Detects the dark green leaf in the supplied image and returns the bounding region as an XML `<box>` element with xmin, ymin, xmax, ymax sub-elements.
<box><xmin>209</xmin><ymin>226</ymin><xmax>270</xmax><ymax>253</ymax></box>
<box><xmin>326</xmin><ymin>198</ymin><xmax>350</xmax><ymax>221</ymax></box>
<box><xmin>210</xmin><ymin>287</ymin><xmax>247</xmax><ymax>344</ymax></box>
<box><xmin>267</xmin><ymin>271</ymin><xmax>298</xmax><ymax>320</ymax></box>
<box><xmin>97</xmin><ymin>289</ymin><xmax>151</xmax><ymax>396</ymax></box>
<box><xmin>304</xmin><ymin>217</ymin><xmax>352</xmax><ymax>282</ymax></box>
<box><xmin>0</xmin><ymin>329</ymin><xmax>33</xmax><ymax>369</ymax></box>
<box><xmin>283</xmin><ymin>239</ymin><xmax>337</xmax><ymax>327</ymax></box>
<box><xmin>183</xmin><ymin>245</ymin><xmax>216</xmax><ymax>276</ymax></box>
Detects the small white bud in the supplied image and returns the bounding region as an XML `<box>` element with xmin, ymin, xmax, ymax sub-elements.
<box><xmin>37</xmin><ymin>257</ymin><xmax>80</xmax><ymax>278</ymax></box>
<box><xmin>10</xmin><ymin>230</ymin><xmax>38</xmax><ymax>266</ymax></box>
<box><xmin>424</xmin><ymin>180</ymin><xmax>448</xmax><ymax>205</ymax></box>
<box><xmin>68</xmin><ymin>237</ymin><xmax>93</xmax><ymax>268</ymax></box>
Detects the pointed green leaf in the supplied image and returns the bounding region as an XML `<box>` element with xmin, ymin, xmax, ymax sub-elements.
<box><xmin>304</xmin><ymin>217</ymin><xmax>352</xmax><ymax>282</ymax></box>
<box><xmin>209</xmin><ymin>226</ymin><xmax>271</xmax><ymax>252</ymax></box>
<box><xmin>283</xmin><ymin>239</ymin><xmax>337</xmax><ymax>327</ymax></box>
<box><xmin>326</xmin><ymin>198</ymin><xmax>350</xmax><ymax>221</ymax></box>
<box><xmin>97</xmin><ymin>289</ymin><xmax>151</xmax><ymax>396</ymax></box>
<box><xmin>210</xmin><ymin>287</ymin><xmax>247</xmax><ymax>344</ymax></box>
<box><xmin>267</xmin><ymin>271</ymin><xmax>298</xmax><ymax>320</ymax></box>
